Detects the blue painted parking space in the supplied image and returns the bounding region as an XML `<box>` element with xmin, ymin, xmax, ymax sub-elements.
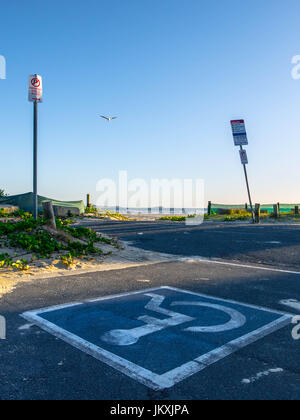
<box><xmin>22</xmin><ymin>286</ymin><xmax>292</xmax><ymax>390</ymax></box>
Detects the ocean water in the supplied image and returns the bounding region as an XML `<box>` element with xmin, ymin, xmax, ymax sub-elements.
<box><xmin>99</xmin><ymin>207</ymin><xmax>206</xmax><ymax>215</ymax></box>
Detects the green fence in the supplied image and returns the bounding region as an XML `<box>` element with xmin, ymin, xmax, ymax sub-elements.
<box><xmin>211</xmin><ymin>203</ymin><xmax>300</xmax><ymax>214</ymax></box>
<box><xmin>0</xmin><ymin>192</ymin><xmax>85</xmax><ymax>214</ymax></box>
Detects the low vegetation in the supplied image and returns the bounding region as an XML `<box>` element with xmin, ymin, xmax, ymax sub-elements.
<box><xmin>206</xmin><ymin>208</ymin><xmax>300</xmax><ymax>222</ymax></box>
<box><xmin>0</xmin><ymin>189</ymin><xmax>8</xmax><ymax>198</ymax></box>
<box><xmin>159</xmin><ymin>216</ymin><xmax>186</xmax><ymax>222</ymax></box>
<box><xmin>84</xmin><ymin>205</ymin><xmax>130</xmax><ymax>221</ymax></box>
<box><xmin>0</xmin><ymin>210</ymin><xmax>117</xmax><ymax>271</ymax></box>
<box><xmin>158</xmin><ymin>208</ymin><xmax>300</xmax><ymax>223</ymax></box>
<box><xmin>159</xmin><ymin>215</ymin><xmax>199</xmax><ymax>222</ymax></box>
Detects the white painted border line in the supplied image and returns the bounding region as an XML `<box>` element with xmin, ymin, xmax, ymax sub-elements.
<box><xmin>194</xmin><ymin>315</ymin><xmax>291</xmax><ymax>366</ymax></box>
<box><xmin>21</xmin><ymin>310</ymin><xmax>173</xmax><ymax>391</ymax></box>
<box><xmin>179</xmin><ymin>256</ymin><xmax>300</xmax><ymax>275</ymax></box>
<box><xmin>21</xmin><ymin>287</ymin><xmax>294</xmax><ymax>391</ymax></box>
<box><xmin>22</xmin><ymin>286</ymin><xmax>167</xmax><ymax>316</ymax></box>
<box><xmin>88</xmin><ymin>286</ymin><xmax>168</xmax><ymax>303</ymax></box>
<box><xmin>22</xmin><ymin>285</ymin><xmax>294</xmax><ymax>318</ymax></box>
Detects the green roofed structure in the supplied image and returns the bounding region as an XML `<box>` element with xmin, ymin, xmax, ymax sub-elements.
<box><xmin>0</xmin><ymin>192</ymin><xmax>85</xmax><ymax>215</ymax></box>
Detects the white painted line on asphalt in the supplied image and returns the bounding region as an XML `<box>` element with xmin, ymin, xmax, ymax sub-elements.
<box><xmin>280</xmin><ymin>299</ymin><xmax>300</xmax><ymax>312</ymax></box>
<box><xmin>241</xmin><ymin>368</ymin><xmax>284</xmax><ymax>385</ymax></box>
<box><xmin>21</xmin><ymin>310</ymin><xmax>174</xmax><ymax>391</ymax></box>
<box><xmin>193</xmin><ymin>316</ymin><xmax>291</xmax><ymax>368</ymax></box>
<box><xmin>101</xmin><ymin>293</ymin><xmax>195</xmax><ymax>346</ymax></box>
<box><xmin>21</xmin><ymin>287</ymin><xmax>294</xmax><ymax>391</ymax></box>
<box><xmin>88</xmin><ymin>286</ymin><xmax>167</xmax><ymax>303</ymax></box>
<box><xmin>18</xmin><ymin>323</ymin><xmax>34</xmax><ymax>331</ymax></box>
<box><xmin>179</xmin><ymin>256</ymin><xmax>300</xmax><ymax>276</ymax></box>
<box><xmin>171</xmin><ymin>301</ymin><xmax>246</xmax><ymax>333</ymax></box>
<box><xmin>24</xmin><ymin>301</ymin><xmax>84</xmax><ymax>314</ymax></box>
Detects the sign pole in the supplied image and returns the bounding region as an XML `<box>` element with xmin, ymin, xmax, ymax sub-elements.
<box><xmin>231</xmin><ymin>119</ymin><xmax>255</xmax><ymax>224</ymax></box>
<box><xmin>240</xmin><ymin>145</ymin><xmax>254</xmax><ymax>223</ymax></box>
<box><xmin>28</xmin><ymin>74</ymin><xmax>43</xmax><ymax>220</ymax></box>
<box><xmin>33</xmin><ymin>100</ymin><xmax>38</xmax><ymax>220</ymax></box>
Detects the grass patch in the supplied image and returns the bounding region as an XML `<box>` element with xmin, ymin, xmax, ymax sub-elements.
<box><xmin>0</xmin><ymin>253</ymin><xmax>29</xmax><ymax>270</ymax></box>
<box><xmin>83</xmin><ymin>206</ymin><xmax>130</xmax><ymax>221</ymax></box>
<box><xmin>158</xmin><ymin>215</ymin><xmax>199</xmax><ymax>222</ymax></box>
<box><xmin>159</xmin><ymin>216</ymin><xmax>186</xmax><ymax>222</ymax></box>
<box><xmin>85</xmin><ymin>205</ymin><xmax>98</xmax><ymax>215</ymax></box>
<box><xmin>224</xmin><ymin>214</ymin><xmax>251</xmax><ymax>221</ymax></box>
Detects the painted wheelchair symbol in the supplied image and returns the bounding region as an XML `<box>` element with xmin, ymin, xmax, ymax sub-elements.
<box><xmin>101</xmin><ymin>293</ymin><xmax>246</xmax><ymax>346</ymax></box>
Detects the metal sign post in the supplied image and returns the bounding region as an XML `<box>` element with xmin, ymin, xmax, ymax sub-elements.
<box><xmin>239</xmin><ymin>146</ymin><xmax>254</xmax><ymax>223</ymax></box>
<box><xmin>231</xmin><ymin>120</ymin><xmax>255</xmax><ymax>223</ymax></box>
<box><xmin>28</xmin><ymin>75</ymin><xmax>43</xmax><ymax>220</ymax></box>
<box><xmin>33</xmin><ymin>101</ymin><xmax>38</xmax><ymax>220</ymax></box>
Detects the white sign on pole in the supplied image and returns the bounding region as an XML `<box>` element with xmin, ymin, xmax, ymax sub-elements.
<box><xmin>231</xmin><ymin>119</ymin><xmax>248</xmax><ymax>146</ymax></box>
<box><xmin>239</xmin><ymin>149</ymin><xmax>248</xmax><ymax>165</ymax></box>
<box><xmin>28</xmin><ymin>74</ymin><xmax>43</xmax><ymax>102</ymax></box>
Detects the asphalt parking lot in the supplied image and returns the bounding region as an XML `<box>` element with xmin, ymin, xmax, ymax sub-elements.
<box><xmin>86</xmin><ymin>220</ymin><xmax>300</xmax><ymax>269</ymax></box>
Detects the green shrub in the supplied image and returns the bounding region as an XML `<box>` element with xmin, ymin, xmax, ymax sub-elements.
<box><xmin>0</xmin><ymin>189</ymin><xmax>8</xmax><ymax>197</ymax></box>
<box><xmin>0</xmin><ymin>213</ymin><xmax>113</xmax><ymax>269</ymax></box>
<box><xmin>0</xmin><ymin>253</ymin><xmax>29</xmax><ymax>270</ymax></box>
<box><xmin>7</xmin><ymin>230</ymin><xmax>63</xmax><ymax>257</ymax></box>
<box><xmin>60</xmin><ymin>253</ymin><xmax>76</xmax><ymax>267</ymax></box>
<box><xmin>85</xmin><ymin>205</ymin><xmax>98</xmax><ymax>214</ymax></box>
<box><xmin>224</xmin><ymin>214</ymin><xmax>251</xmax><ymax>221</ymax></box>
<box><xmin>0</xmin><ymin>253</ymin><xmax>12</xmax><ymax>267</ymax></box>
<box><xmin>159</xmin><ymin>216</ymin><xmax>186</xmax><ymax>222</ymax></box>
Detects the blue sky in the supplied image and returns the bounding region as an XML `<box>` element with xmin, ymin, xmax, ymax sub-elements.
<box><xmin>1</xmin><ymin>0</ymin><xmax>300</xmax><ymax>206</ymax></box>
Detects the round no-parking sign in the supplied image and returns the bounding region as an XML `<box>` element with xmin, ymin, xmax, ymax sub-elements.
<box><xmin>28</xmin><ymin>74</ymin><xmax>43</xmax><ymax>102</ymax></box>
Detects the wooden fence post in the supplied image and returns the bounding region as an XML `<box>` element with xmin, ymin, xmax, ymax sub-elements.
<box><xmin>255</xmin><ymin>203</ymin><xmax>260</xmax><ymax>224</ymax></box>
<box><xmin>273</xmin><ymin>204</ymin><xmax>279</xmax><ymax>218</ymax></box>
<box><xmin>86</xmin><ymin>194</ymin><xmax>91</xmax><ymax>208</ymax></box>
<box><xmin>42</xmin><ymin>201</ymin><xmax>57</xmax><ymax>230</ymax></box>
<box><xmin>208</xmin><ymin>201</ymin><xmax>212</xmax><ymax>216</ymax></box>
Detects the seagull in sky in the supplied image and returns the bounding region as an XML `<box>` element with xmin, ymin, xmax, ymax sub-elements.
<box><xmin>100</xmin><ymin>115</ymin><xmax>118</xmax><ymax>122</ymax></box>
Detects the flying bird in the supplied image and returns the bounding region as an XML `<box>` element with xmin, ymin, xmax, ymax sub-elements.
<box><xmin>100</xmin><ymin>115</ymin><xmax>118</xmax><ymax>122</ymax></box>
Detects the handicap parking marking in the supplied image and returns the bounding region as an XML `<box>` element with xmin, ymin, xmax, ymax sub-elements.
<box><xmin>21</xmin><ymin>287</ymin><xmax>293</xmax><ymax>391</ymax></box>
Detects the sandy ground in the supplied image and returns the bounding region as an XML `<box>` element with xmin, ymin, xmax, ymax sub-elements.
<box><xmin>0</xmin><ymin>240</ymin><xmax>175</xmax><ymax>299</ymax></box>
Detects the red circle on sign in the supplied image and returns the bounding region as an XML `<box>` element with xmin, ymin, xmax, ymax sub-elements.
<box><xmin>31</xmin><ymin>78</ymin><xmax>40</xmax><ymax>87</ymax></box>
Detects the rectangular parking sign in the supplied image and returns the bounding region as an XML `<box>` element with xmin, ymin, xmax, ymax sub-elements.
<box><xmin>231</xmin><ymin>119</ymin><xmax>248</xmax><ymax>146</ymax></box>
<box><xmin>239</xmin><ymin>149</ymin><xmax>248</xmax><ymax>165</ymax></box>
